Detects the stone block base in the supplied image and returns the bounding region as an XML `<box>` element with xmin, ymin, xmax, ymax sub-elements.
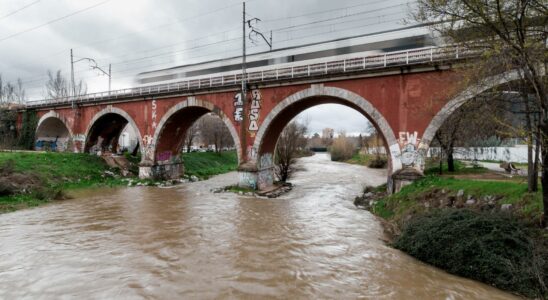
<box><xmin>391</xmin><ymin>167</ymin><xmax>424</xmax><ymax>193</ymax></box>
<box><xmin>139</xmin><ymin>162</ymin><xmax>184</xmax><ymax>180</ymax></box>
<box><xmin>237</xmin><ymin>163</ymin><xmax>275</xmax><ymax>190</ymax></box>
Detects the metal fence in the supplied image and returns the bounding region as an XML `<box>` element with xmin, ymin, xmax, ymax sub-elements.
<box><xmin>26</xmin><ymin>45</ymin><xmax>470</xmax><ymax>108</ymax></box>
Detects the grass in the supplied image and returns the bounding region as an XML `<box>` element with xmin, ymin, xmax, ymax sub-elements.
<box><xmin>0</xmin><ymin>152</ymin><xmax>128</xmax><ymax>213</ymax></box>
<box><xmin>182</xmin><ymin>151</ymin><xmax>238</xmax><ymax>179</ymax></box>
<box><xmin>424</xmin><ymin>159</ymin><xmax>488</xmax><ymax>175</ymax></box>
<box><xmin>346</xmin><ymin>153</ymin><xmax>388</xmax><ymax>168</ymax></box>
<box><xmin>346</xmin><ymin>153</ymin><xmax>373</xmax><ymax>166</ymax></box>
<box><xmin>372</xmin><ymin>175</ymin><xmax>542</xmax><ymax>222</ymax></box>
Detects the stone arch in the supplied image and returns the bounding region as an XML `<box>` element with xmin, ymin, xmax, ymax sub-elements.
<box><xmin>84</xmin><ymin>106</ymin><xmax>144</xmax><ymax>156</ymax></box>
<box><xmin>150</xmin><ymin>97</ymin><xmax>242</xmax><ymax>164</ymax></box>
<box><xmin>35</xmin><ymin>111</ymin><xmax>74</xmax><ymax>152</ymax></box>
<box><xmin>252</xmin><ymin>84</ymin><xmax>402</xmax><ymax>186</ymax></box>
<box><xmin>419</xmin><ymin>71</ymin><xmax>520</xmax><ymax>151</ymax></box>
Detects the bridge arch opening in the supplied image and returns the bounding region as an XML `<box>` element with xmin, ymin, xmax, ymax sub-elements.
<box><xmin>419</xmin><ymin>72</ymin><xmax>525</xmax><ymax>170</ymax></box>
<box><xmin>146</xmin><ymin>98</ymin><xmax>241</xmax><ymax>179</ymax></box>
<box><xmin>35</xmin><ymin>113</ymin><xmax>73</xmax><ymax>152</ymax></box>
<box><xmin>84</xmin><ymin>108</ymin><xmax>142</xmax><ymax>156</ymax></box>
<box><xmin>251</xmin><ymin>86</ymin><xmax>402</xmax><ymax>190</ymax></box>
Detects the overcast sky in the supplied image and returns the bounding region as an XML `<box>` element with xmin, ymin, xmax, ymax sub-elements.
<box><xmin>0</xmin><ymin>0</ymin><xmax>414</xmax><ymax>135</ymax></box>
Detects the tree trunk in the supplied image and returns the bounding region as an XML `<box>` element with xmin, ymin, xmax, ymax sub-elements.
<box><xmin>447</xmin><ymin>148</ymin><xmax>455</xmax><ymax>172</ymax></box>
<box><xmin>542</xmin><ymin>134</ymin><xmax>548</xmax><ymax>228</ymax></box>
<box><xmin>532</xmin><ymin>128</ymin><xmax>540</xmax><ymax>192</ymax></box>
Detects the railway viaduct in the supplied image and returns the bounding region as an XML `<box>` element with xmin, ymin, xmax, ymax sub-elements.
<box><xmin>21</xmin><ymin>46</ymin><xmax>499</xmax><ymax>192</ymax></box>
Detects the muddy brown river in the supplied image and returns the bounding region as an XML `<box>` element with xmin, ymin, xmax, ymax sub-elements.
<box><xmin>0</xmin><ymin>154</ymin><xmax>519</xmax><ymax>299</ymax></box>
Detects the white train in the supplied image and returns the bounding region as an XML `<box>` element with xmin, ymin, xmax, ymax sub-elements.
<box><xmin>135</xmin><ymin>24</ymin><xmax>436</xmax><ymax>87</ymax></box>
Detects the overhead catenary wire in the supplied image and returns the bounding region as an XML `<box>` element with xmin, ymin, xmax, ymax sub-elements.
<box><xmin>21</xmin><ymin>16</ymin><xmax>410</xmax><ymax>92</ymax></box>
<box><xmin>0</xmin><ymin>0</ymin><xmax>112</xmax><ymax>43</ymax></box>
<box><xmin>0</xmin><ymin>0</ymin><xmax>42</xmax><ymax>21</ymax></box>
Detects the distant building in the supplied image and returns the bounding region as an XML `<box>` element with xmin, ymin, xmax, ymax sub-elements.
<box><xmin>322</xmin><ymin>128</ymin><xmax>334</xmax><ymax>139</ymax></box>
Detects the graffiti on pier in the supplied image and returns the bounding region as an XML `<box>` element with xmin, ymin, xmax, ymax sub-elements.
<box><xmin>239</xmin><ymin>172</ymin><xmax>257</xmax><ymax>190</ymax></box>
<box><xmin>233</xmin><ymin>92</ymin><xmax>244</xmax><ymax>122</ymax></box>
<box><xmin>247</xmin><ymin>146</ymin><xmax>258</xmax><ymax>161</ymax></box>
<box><xmin>398</xmin><ymin>131</ymin><xmax>422</xmax><ymax>167</ymax></box>
<box><xmin>157</xmin><ymin>151</ymin><xmax>172</xmax><ymax>162</ymax></box>
<box><xmin>151</xmin><ymin>100</ymin><xmax>158</xmax><ymax>129</ymax></box>
<box><xmin>143</xmin><ymin>135</ymin><xmax>155</xmax><ymax>162</ymax></box>
<box><xmin>248</xmin><ymin>89</ymin><xmax>262</xmax><ymax>136</ymax></box>
<box><xmin>258</xmin><ymin>153</ymin><xmax>273</xmax><ymax>169</ymax></box>
<box><xmin>398</xmin><ymin>131</ymin><xmax>420</xmax><ymax>147</ymax></box>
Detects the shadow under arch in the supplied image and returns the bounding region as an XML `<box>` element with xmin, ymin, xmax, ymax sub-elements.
<box><xmin>35</xmin><ymin>111</ymin><xmax>74</xmax><ymax>152</ymax></box>
<box><xmin>419</xmin><ymin>71</ymin><xmax>521</xmax><ymax>152</ymax></box>
<box><xmin>251</xmin><ymin>85</ymin><xmax>402</xmax><ymax>188</ymax></box>
<box><xmin>84</xmin><ymin>106</ymin><xmax>144</xmax><ymax>156</ymax></box>
<box><xmin>146</xmin><ymin>97</ymin><xmax>241</xmax><ymax>175</ymax></box>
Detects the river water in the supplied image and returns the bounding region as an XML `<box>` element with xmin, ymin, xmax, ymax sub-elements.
<box><xmin>0</xmin><ymin>154</ymin><xmax>519</xmax><ymax>299</ymax></box>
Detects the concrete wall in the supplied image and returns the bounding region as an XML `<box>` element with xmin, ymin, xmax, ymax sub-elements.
<box><xmin>428</xmin><ymin>145</ymin><xmax>535</xmax><ymax>163</ymax></box>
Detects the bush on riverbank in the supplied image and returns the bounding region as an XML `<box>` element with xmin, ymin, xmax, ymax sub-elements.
<box><xmin>360</xmin><ymin>174</ymin><xmax>548</xmax><ymax>297</ymax></box>
<box><xmin>394</xmin><ymin>209</ymin><xmax>547</xmax><ymax>298</ymax></box>
<box><xmin>330</xmin><ymin>136</ymin><xmax>355</xmax><ymax>162</ymax></box>
<box><xmin>182</xmin><ymin>151</ymin><xmax>237</xmax><ymax>179</ymax></box>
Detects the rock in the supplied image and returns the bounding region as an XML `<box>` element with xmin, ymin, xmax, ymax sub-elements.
<box><xmin>466</xmin><ymin>199</ymin><xmax>476</xmax><ymax>205</ymax></box>
<box><xmin>501</xmin><ymin>204</ymin><xmax>513</xmax><ymax>211</ymax></box>
<box><xmin>364</xmin><ymin>192</ymin><xmax>374</xmax><ymax>198</ymax></box>
<box><xmin>190</xmin><ymin>175</ymin><xmax>199</xmax><ymax>182</ymax></box>
<box><xmin>238</xmin><ymin>191</ymin><xmax>243</xmax><ymax>195</ymax></box>
<box><xmin>424</xmin><ymin>202</ymin><xmax>430</xmax><ymax>208</ymax></box>
<box><xmin>457</xmin><ymin>189</ymin><xmax>465</xmax><ymax>198</ymax></box>
<box><xmin>104</xmin><ymin>170</ymin><xmax>116</xmax><ymax>177</ymax></box>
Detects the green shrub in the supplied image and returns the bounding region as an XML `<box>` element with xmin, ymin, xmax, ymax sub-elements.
<box><xmin>394</xmin><ymin>209</ymin><xmax>546</xmax><ymax>298</ymax></box>
<box><xmin>367</xmin><ymin>155</ymin><xmax>387</xmax><ymax>168</ymax></box>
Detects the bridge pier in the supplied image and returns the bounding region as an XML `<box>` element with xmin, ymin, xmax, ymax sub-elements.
<box><xmin>139</xmin><ymin>161</ymin><xmax>184</xmax><ymax>181</ymax></box>
<box><xmin>237</xmin><ymin>160</ymin><xmax>275</xmax><ymax>190</ymax></box>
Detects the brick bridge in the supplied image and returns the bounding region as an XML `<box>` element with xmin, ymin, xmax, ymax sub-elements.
<box><xmin>21</xmin><ymin>46</ymin><xmax>501</xmax><ymax>192</ymax></box>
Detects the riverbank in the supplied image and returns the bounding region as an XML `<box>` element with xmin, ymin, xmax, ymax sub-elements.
<box><xmin>357</xmin><ymin>165</ymin><xmax>547</xmax><ymax>298</ymax></box>
<box><xmin>0</xmin><ymin>150</ymin><xmax>239</xmax><ymax>213</ymax></box>
<box><xmin>182</xmin><ymin>151</ymin><xmax>237</xmax><ymax>179</ymax></box>
<box><xmin>0</xmin><ymin>152</ymin><xmax>129</xmax><ymax>213</ymax></box>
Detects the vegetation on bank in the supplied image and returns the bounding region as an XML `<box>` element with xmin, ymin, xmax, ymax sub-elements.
<box><xmin>394</xmin><ymin>209</ymin><xmax>547</xmax><ymax>298</ymax></box>
<box><xmin>362</xmin><ymin>170</ymin><xmax>546</xmax><ymax>298</ymax></box>
<box><xmin>0</xmin><ymin>152</ymin><xmax>127</xmax><ymax>213</ymax></box>
<box><xmin>181</xmin><ymin>151</ymin><xmax>238</xmax><ymax>179</ymax></box>
<box><xmin>345</xmin><ymin>153</ymin><xmax>388</xmax><ymax>169</ymax></box>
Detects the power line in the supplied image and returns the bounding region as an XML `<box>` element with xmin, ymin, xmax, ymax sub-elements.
<box><xmin>262</xmin><ymin>0</ymin><xmax>411</xmax><ymax>23</ymax></box>
<box><xmin>0</xmin><ymin>0</ymin><xmax>41</xmax><ymax>21</ymax></box>
<box><xmin>0</xmin><ymin>0</ymin><xmax>112</xmax><ymax>43</ymax></box>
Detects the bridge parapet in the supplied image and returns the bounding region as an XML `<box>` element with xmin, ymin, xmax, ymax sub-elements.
<box><xmin>25</xmin><ymin>45</ymin><xmax>473</xmax><ymax>109</ymax></box>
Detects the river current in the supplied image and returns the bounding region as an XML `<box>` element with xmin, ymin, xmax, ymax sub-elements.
<box><xmin>0</xmin><ymin>154</ymin><xmax>519</xmax><ymax>299</ymax></box>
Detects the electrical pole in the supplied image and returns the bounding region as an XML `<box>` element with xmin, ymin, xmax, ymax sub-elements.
<box><xmin>241</xmin><ymin>1</ymin><xmax>246</xmax><ymax>104</ymax></box>
<box><xmin>241</xmin><ymin>1</ymin><xmax>247</xmax><ymax>151</ymax></box>
<box><xmin>70</xmin><ymin>49</ymin><xmax>75</xmax><ymax>97</ymax></box>
<box><xmin>108</xmin><ymin>63</ymin><xmax>112</xmax><ymax>94</ymax></box>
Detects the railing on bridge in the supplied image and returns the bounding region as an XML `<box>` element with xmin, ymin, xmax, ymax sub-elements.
<box><xmin>26</xmin><ymin>45</ymin><xmax>472</xmax><ymax>108</ymax></box>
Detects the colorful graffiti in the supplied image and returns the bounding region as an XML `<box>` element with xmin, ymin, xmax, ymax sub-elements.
<box><xmin>157</xmin><ymin>151</ymin><xmax>172</xmax><ymax>162</ymax></box>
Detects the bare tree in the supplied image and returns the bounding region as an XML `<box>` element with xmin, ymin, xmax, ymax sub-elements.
<box><xmin>184</xmin><ymin>122</ymin><xmax>199</xmax><ymax>153</ymax></box>
<box><xmin>413</xmin><ymin>0</ymin><xmax>548</xmax><ymax>224</ymax></box>
<box><xmin>275</xmin><ymin>121</ymin><xmax>308</xmax><ymax>182</ymax></box>
<box><xmin>45</xmin><ymin>70</ymin><xmax>87</xmax><ymax>100</ymax></box>
<box><xmin>199</xmin><ymin>114</ymin><xmax>234</xmax><ymax>153</ymax></box>
<box><xmin>45</xmin><ymin>70</ymin><xmax>68</xmax><ymax>99</ymax></box>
